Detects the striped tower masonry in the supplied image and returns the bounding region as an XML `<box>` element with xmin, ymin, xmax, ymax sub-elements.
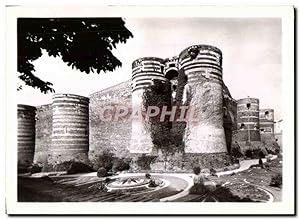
<box><xmin>259</xmin><ymin>108</ymin><xmax>275</xmax><ymax>143</ymax></box>
<box><xmin>259</xmin><ymin>109</ymin><xmax>275</xmax><ymax>134</ymax></box>
<box><xmin>179</xmin><ymin>45</ymin><xmax>227</xmax><ymax>153</ymax></box>
<box><xmin>236</xmin><ymin>97</ymin><xmax>261</xmax><ymax>142</ymax></box>
<box><xmin>130</xmin><ymin>57</ymin><xmax>166</xmax><ymax>153</ymax></box>
<box><xmin>49</xmin><ymin>94</ymin><xmax>89</xmax><ymax>164</ymax></box>
<box><xmin>17</xmin><ymin>104</ymin><xmax>36</xmax><ymax>168</ymax></box>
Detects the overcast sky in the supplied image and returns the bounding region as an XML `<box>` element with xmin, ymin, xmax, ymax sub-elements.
<box><xmin>17</xmin><ymin>17</ymin><xmax>282</xmax><ymax>120</ymax></box>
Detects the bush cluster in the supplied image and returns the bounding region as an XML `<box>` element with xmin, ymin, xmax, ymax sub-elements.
<box><xmin>91</xmin><ymin>152</ymin><xmax>131</xmax><ymax>178</ymax></box>
<box><xmin>54</xmin><ymin>160</ymin><xmax>94</xmax><ymax>174</ymax></box>
<box><xmin>270</xmin><ymin>173</ymin><xmax>282</xmax><ymax>188</ymax></box>
<box><xmin>189</xmin><ymin>184</ymin><xmax>210</xmax><ymax>195</ymax></box>
<box><xmin>136</xmin><ymin>155</ymin><xmax>157</xmax><ymax>170</ymax></box>
<box><xmin>92</xmin><ymin>151</ymin><xmax>114</xmax><ymax>171</ymax></box>
<box><xmin>29</xmin><ymin>163</ymin><xmax>43</xmax><ymax>174</ymax></box>
<box><xmin>97</xmin><ymin>167</ymin><xmax>108</xmax><ymax>177</ymax></box>
<box><xmin>245</xmin><ymin>148</ymin><xmax>267</xmax><ymax>159</ymax></box>
<box><xmin>112</xmin><ymin>158</ymin><xmax>130</xmax><ymax>173</ymax></box>
<box><xmin>230</xmin><ymin>142</ymin><xmax>243</xmax><ymax>158</ymax></box>
<box><xmin>92</xmin><ymin>151</ymin><xmax>131</xmax><ymax>173</ymax></box>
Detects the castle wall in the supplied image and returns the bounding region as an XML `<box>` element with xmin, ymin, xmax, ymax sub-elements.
<box><xmin>34</xmin><ymin>104</ymin><xmax>52</xmax><ymax>164</ymax></box>
<box><xmin>223</xmin><ymin>94</ymin><xmax>237</xmax><ymax>153</ymax></box>
<box><xmin>17</xmin><ymin>104</ymin><xmax>36</xmax><ymax>169</ymax></box>
<box><xmin>29</xmin><ymin>44</ymin><xmax>259</xmax><ymax>172</ymax></box>
<box><xmin>89</xmin><ymin>81</ymin><xmax>132</xmax><ymax>159</ymax></box>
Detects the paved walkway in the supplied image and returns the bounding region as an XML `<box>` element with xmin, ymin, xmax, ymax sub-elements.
<box><xmin>29</xmin><ymin>155</ymin><xmax>278</xmax><ymax>202</ymax></box>
<box><xmin>217</xmin><ymin>155</ymin><xmax>277</xmax><ymax>177</ymax></box>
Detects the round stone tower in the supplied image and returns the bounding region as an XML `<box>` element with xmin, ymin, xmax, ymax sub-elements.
<box><xmin>259</xmin><ymin>108</ymin><xmax>276</xmax><ymax>144</ymax></box>
<box><xmin>236</xmin><ymin>97</ymin><xmax>261</xmax><ymax>142</ymax></box>
<box><xmin>49</xmin><ymin>94</ymin><xmax>89</xmax><ymax>164</ymax></box>
<box><xmin>259</xmin><ymin>109</ymin><xmax>274</xmax><ymax>134</ymax></box>
<box><xmin>17</xmin><ymin>104</ymin><xmax>36</xmax><ymax>169</ymax></box>
<box><xmin>130</xmin><ymin>57</ymin><xmax>166</xmax><ymax>153</ymax></box>
<box><xmin>179</xmin><ymin>45</ymin><xmax>227</xmax><ymax>153</ymax></box>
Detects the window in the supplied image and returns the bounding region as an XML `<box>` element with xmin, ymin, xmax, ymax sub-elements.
<box><xmin>265</xmin><ymin>111</ymin><xmax>269</xmax><ymax>116</ymax></box>
<box><xmin>246</xmin><ymin>103</ymin><xmax>251</xmax><ymax>109</ymax></box>
<box><xmin>240</xmin><ymin>123</ymin><xmax>245</xmax><ymax>129</ymax></box>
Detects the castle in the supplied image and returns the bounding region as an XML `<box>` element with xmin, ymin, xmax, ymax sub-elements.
<box><xmin>17</xmin><ymin>44</ymin><xmax>280</xmax><ymax>172</ymax></box>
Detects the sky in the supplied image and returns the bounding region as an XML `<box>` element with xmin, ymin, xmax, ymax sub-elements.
<box><xmin>17</xmin><ymin>17</ymin><xmax>282</xmax><ymax>120</ymax></box>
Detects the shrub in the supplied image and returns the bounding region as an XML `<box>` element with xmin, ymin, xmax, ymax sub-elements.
<box><xmin>148</xmin><ymin>179</ymin><xmax>158</xmax><ymax>187</ymax></box>
<box><xmin>193</xmin><ymin>166</ymin><xmax>201</xmax><ymax>175</ymax></box>
<box><xmin>92</xmin><ymin>151</ymin><xmax>114</xmax><ymax>171</ymax></box>
<box><xmin>53</xmin><ymin>161</ymin><xmax>93</xmax><ymax>174</ymax></box>
<box><xmin>258</xmin><ymin>150</ymin><xmax>266</xmax><ymax>159</ymax></box>
<box><xmin>145</xmin><ymin>173</ymin><xmax>151</xmax><ymax>179</ymax></box>
<box><xmin>66</xmin><ymin>161</ymin><xmax>93</xmax><ymax>174</ymax></box>
<box><xmin>112</xmin><ymin>158</ymin><xmax>130</xmax><ymax>173</ymax></box>
<box><xmin>270</xmin><ymin>173</ymin><xmax>282</xmax><ymax>188</ymax></box>
<box><xmin>230</xmin><ymin>142</ymin><xmax>243</xmax><ymax>158</ymax></box>
<box><xmin>210</xmin><ymin>168</ymin><xmax>217</xmax><ymax>176</ymax></box>
<box><xmin>136</xmin><ymin>155</ymin><xmax>157</xmax><ymax>170</ymax></box>
<box><xmin>104</xmin><ymin>178</ymin><xmax>112</xmax><ymax>183</ymax></box>
<box><xmin>53</xmin><ymin>161</ymin><xmax>72</xmax><ymax>172</ymax></box>
<box><xmin>189</xmin><ymin>184</ymin><xmax>209</xmax><ymax>195</ymax></box>
<box><xmin>232</xmin><ymin>158</ymin><xmax>240</xmax><ymax>164</ymax></box>
<box><xmin>29</xmin><ymin>163</ymin><xmax>43</xmax><ymax>174</ymax></box>
<box><xmin>97</xmin><ymin>167</ymin><xmax>108</xmax><ymax>178</ymax></box>
<box><xmin>245</xmin><ymin>148</ymin><xmax>267</xmax><ymax>159</ymax></box>
<box><xmin>245</xmin><ymin>150</ymin><xmax>253</xmax><ymax>158</ymax></box>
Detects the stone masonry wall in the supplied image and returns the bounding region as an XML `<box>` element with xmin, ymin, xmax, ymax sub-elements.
<box><xmin>89</xmin><ymin>81</ymin><xmax>132</xmax><ymax>161</ymax></box>
<box><xmin>34</xmin><ymin>104</ymin><xmax>52</xmax><ymax>165</ymax></box>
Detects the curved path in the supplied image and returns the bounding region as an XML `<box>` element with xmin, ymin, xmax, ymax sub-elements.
<box><xmin>27</xmin><ymin>155</ymin><xmax>278</xmax><ymax>202</ymax></box>
<box><xmin>161</xmin><ymin>155</ymin><xmax>278</xmax><ymax>201</ymax></box>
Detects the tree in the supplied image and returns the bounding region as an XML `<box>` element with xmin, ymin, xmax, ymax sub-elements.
<box><xmin>18</xmin><ymin>18</ymin><xmax>133</xmax><ymax>93</ymax></box>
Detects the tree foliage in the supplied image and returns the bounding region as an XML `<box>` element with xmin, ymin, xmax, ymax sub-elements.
<box><xmin>18</xmin><ymin>18</ymin><xmax>133</xmax><ymax>93</ymax></box>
